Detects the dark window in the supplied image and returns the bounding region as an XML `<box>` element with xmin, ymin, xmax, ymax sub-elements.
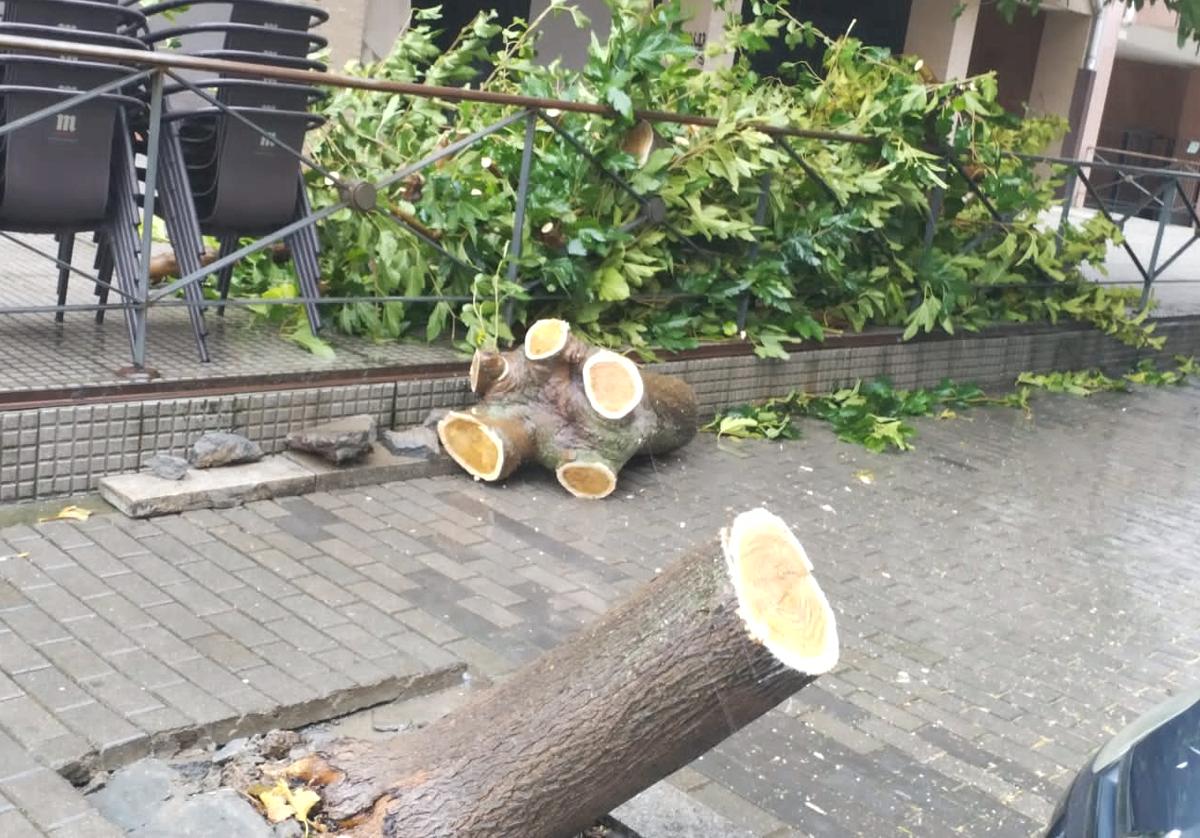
<box><xmin>423</xmin><ymin>1</ymin><xmax>532</xmax><ymax>54</ymax></box>
<box><xmin>741</xmin><ymin>0</ymin><xmax>912</xmax><ymax>78</ymax></box>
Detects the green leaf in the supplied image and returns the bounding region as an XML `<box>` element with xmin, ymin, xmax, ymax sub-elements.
<box><xmin>287</xmin><ymin>323</ymin><xmax>336</xmax><ymax>359</ymax></box>
<box><xmin>596</xmin><ymin>266</ymin><xmax>630</xmax><ymax>301</ymax></box>
<box><xmin>605</xmin><ymin>86</ymin><xmax>633</xmax><ymax>119</ymax></box>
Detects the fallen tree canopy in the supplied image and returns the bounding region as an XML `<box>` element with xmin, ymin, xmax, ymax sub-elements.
<box><xmin>438</xmin><ymin>318</ymin><xmax>698</xmax><ymax>499</ymax></box>
<box><xmin>274</xmin><ymin>507</ymin><xmax>838</xmax><ymax>837</ymax></box>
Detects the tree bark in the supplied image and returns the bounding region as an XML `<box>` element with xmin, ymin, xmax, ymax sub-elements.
<box><xmin>440</xmin><ymin>319</ymin><xmax>698</xmax><ymax>499</ymax></box>
<box><xmin>284</xmin><ymin>509</ymin><xmax>838</xmax><ymax>838</ymax></box>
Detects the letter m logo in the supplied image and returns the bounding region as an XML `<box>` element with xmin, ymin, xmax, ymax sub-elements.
<box><xmin>55</xmin><ymin>113</ymin><xmax>77</xmax><ymax>133</ymax></box>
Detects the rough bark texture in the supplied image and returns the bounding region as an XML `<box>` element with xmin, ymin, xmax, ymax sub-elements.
<box><xmin>439</xmin><ymin>320</ymin><xmax>697</xmax><ymax>498</ymax></box>
<box><xmin>288</xmin><ymin>529</ymin><xmax>822</xmax><ymax>838</ymax></box>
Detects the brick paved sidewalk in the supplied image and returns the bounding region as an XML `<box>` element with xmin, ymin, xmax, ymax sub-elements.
<box><xmin>4</xmin><ymin>383</ymin><xmax>1200</xmax><ymax>836</ymax></box>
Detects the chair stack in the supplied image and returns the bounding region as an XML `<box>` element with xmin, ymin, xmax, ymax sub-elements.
<box><xmin>0</xmin><ymin>0</ymin><xmax>148</xmax><ymax>327</ymax></box>
<box><xmin>137</xmin><ymin>0</ymin><xmax>330</xmax><ymax>332</ymax></box>
<box><xmin>0</xmin><ymin>0</ymin><xmax>217</xmax><ymax>364</ymax></box>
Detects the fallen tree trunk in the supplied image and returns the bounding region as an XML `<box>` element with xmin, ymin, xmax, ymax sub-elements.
<box><xmin>284</xmin><ymin>508</ymin><xmax>838</xmax><ymax>837</ymax></box>
<box><xmin>438</xmin><ymin>318</ymin><xmax>698</xmax><ymax>499</ymax></box>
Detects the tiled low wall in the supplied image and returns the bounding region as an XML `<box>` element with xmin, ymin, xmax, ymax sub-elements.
<box><xmin>3</xmin><ymin>319</ymin><xmax>1198</xmax><ymax>503</ymax></box>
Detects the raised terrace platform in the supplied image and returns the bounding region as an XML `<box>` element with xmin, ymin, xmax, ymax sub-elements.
<box><xmin>3</xmin><ymin>233</ymin><xmax>1200</xmax><ymax>504</ymax></box>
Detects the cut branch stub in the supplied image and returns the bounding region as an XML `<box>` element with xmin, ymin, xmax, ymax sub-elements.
<box><xmin>283</xmin><ymin>508</ymin><xmax>837</xmax><ymax>838</ymax></box>
<box><xmin>582</xmin><ymin>350</ymin><xmax>644</xmax><ymax>419</ymax></box>
<box><xmin>439</xmin><ymin>319</ymin><xmax>697</xmax><ymax>499</ymax></box>
<box><xmin>523</xmin><ymin>317</ymin><xmax>571</xmax><ymax>360</ymax></box>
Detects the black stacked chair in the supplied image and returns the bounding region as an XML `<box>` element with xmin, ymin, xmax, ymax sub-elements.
<box><xmin>0</xmin><ymin>0</ymin><xmax>211</xmax><ymax>362</ymax></box>
<box><xmin>136</xmin><ymin>0</ymin><xmax>329</xmax><ymax>333</ymax></box>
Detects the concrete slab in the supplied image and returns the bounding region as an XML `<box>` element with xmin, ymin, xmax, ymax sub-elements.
<box><xmin>282</xmin><ymin>445</ymin><xmax>459</xmax><ymax>492</ymax></box>
<box><xmin>99</xmin><ymin>446</ymin><xmax>462</xmax><ymax>518</ymax></box>
<box><xmin>98</xmin><ymin>456</ymin><xmax>315</xmax><ymax>518</ymax></box>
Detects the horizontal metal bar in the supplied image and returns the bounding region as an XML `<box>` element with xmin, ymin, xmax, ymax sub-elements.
<box><xmin>375</xmin><ymin>111</ymin><xmax>530</xmax><ymax>190</ymax></box>
<box><xmin>1022</xmin><ymin>152</ymin><xmax>1200</xmax><ymax>182</ymax></box>
<box><xmin>0</xmin><ymin>232</ymin><xmax>136</xmax><ymax>302</ymax></box>
<box><xmin>382</xmin><ymin>211</ymin><xmax>482</xmax><ymax>275</ymax></box>
<box><xmin>0</xmin><ymin>34</ymin><xmax>872</xmax><ymax>144</ymax></box>
<box><xmin>0</xmin><ymin>67</ymin><xmax>154</xmax><ymax>141</ymax></box>
<box><xmin>151</xmin><ymin>200</ymin><xmax>347</xmax><ymax>301</ymax></box>
<box><xmin>142</xmin><ymin>291</ymin><xmax>711</xmax><ymax>308</ymax></box>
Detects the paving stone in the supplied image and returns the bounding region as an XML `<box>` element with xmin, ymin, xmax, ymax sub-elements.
<box><xmin>51</xmin><ymin>811</ymin><xmax>126</xmax><ymax>837</ymax></box>
<box><xmin>149</xmin><ymin>679</ymin><xmax>224</xmax><ymax>729</ymax></box>
<box><xmin>144</xmin><ymin>603</ymin><xmax>211</xmax><ymax>641</ymax></box>
<box><xmin>13</xmin><ymin>668</ymin><xmax>93</xmax><ymax>713</ymax></box>
<box><xmin>190</xmin><ymin>635</ymin><xmax>264</xmax><ymax>673</ymax></box>
<box><xmin>0</xmin><ymin>807</ymin><xmax>38</xmax><ymax>836</ymax></box>
<box><xmin>1</xmin><ymin>767</ymin><xmax>90</xmax><ymax>829</ymax></box>
<box><xmin>65</xmin><ymin>614</ymin><xmax>137</xmax><ymax>659</ymax></box>
<box><xmin>0</xmin><ymin>627</ymin><xmax>51</xmax><ymax>674</ymax></box>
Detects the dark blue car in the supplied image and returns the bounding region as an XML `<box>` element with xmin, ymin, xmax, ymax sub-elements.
<box><xmin>1046</xmin><ymin>686</ymin><xmax>1200</xmax><ymax>837</ymax></box>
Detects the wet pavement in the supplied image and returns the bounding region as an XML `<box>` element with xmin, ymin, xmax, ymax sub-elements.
<box><xmin>3</xmin><ymin>382</ymin><xmax>1200</xmax><ymax>836</ymax></box>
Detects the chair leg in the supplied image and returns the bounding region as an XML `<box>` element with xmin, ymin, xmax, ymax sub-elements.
<box><xmin>95</xmin><ymin>249</ymin><xmax>114</xmax><ymax>325</ymax></box>
<box><xmin>154</xmin><ymin>121</ymin><xmax>210</xmax><ymax>359</ymax></box>
<box><xmin>289</xmin><ymin>177</ymin><xmax>323</xmax><ymax>333</ymax></box>
<box><xmin>216</xmin><ymin>234</ymin><xmax>238</xmax><ymax>317</ymax></box>
<box><xmin>55</xmin><ymin>234</ymin><xmax>75</xmax><ymax>323</ymax></box>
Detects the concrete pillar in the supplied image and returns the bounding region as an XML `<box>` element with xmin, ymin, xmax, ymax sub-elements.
<box><xmin>311</xmin><ymin>0</ymin><xmax>369</xmax><ymax>67</ymax></box>
<box><xmin>1027</xmin><ymin>10</ymin><xmax>1093</xmax><ymax>156</ymax></box>
<box><xmin>362</xmin><ymin>0</ymin><xmax>411</xmax><ymax>63</ymax></box>
<box><xmin>679</xmin><ymin>0</ymin><xmax>743</xmax><ymax>70</ymax></box>
<box><xmin>1174</xmin><ymin>66</ymin><xmax>1200</xmax><ymax>163</ymax></box>
<box><xmin>904</xmin><ymin>0</ymin><xmax>980</xmax><ymax>81</ymax></box>
<box><xmin>1072</xmin><ymin>3</ymin><xmax>1124</xmax><ymax>161</ymax></box>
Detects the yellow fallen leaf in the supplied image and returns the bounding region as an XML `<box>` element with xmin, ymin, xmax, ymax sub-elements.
<box><xmin>38</xmin><ymin>505</ymin><xmax>92</xmax><ymax>523</ymax></box>
<box><xmin>853</xmin><ymin>469</ymin><xmax>874</xmax><ymax>485</ymax></box>
<box><xmin>936</xmin><ymin>409</ymin><xmax>957</xmax><ymax>421</ymax></box>
<box><xmin>259</xmin><ymin>781</ymin><xmax>295</xmax><ymax>823</ymax></box>
<box><xmin>289</xmin><ymin>786</ymin><xmax>321</xmax><ymax>822</ymax></box>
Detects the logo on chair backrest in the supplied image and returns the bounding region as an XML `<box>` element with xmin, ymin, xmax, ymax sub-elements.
<box><xmin>55</xmin><ymin>113</ymin><xmax>77</xmax><ymax>133</ymax></box>
<box><xmin>259</xmin><ymin>132</ymin><xmax>277</xmax><ymax>148</ymax></box>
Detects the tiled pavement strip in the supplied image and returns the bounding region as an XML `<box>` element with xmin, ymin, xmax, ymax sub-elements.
<box><xmin>3</xmin><ymin>383</ymin><xmax>1200</xmax><ymax>836</ymax></box>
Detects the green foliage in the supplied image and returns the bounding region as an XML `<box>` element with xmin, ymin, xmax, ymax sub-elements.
<box><xmin>1124</xmin><ymin>355</ymin><xmax>1198</xmax><ymax>385</ymax></box>
<box><xmin>704</xmin><ymin>377</ymin><xmax>1014</xmax><ymax>452</ymax></box>
<box><xmin>232</xmin><ymin>1</ymin><xmax>1152</xmax><ymax>357</ymax></box>
<box><xmin>1015</xmin><ymin>369</ymin><xmax>1128</xmax><ymax>396</ymax></box>
<box><xmin>706</xmin><ymin>356</ymin><xmax>1196</xmax><ymax>451</ymax></box>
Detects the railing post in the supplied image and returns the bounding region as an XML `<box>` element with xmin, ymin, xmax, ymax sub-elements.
<box><xmin>1142</xmin><ymin>177</ymin><xmax>1174</xmax><ymax>310</ymax></box>
<box><xmin>134</xmin><ymin>69</ymin><xmax>165</xmax><ymax>370</ymax></box>
<box><xmin>503</xmin><ymin>112</ymin><xmax>537</xmax><ymax>329</ymax></box>
<box><xmin>736</xmin><ymin>172</ymin><xmax>772</xmax><ymax>332</ymax></box>
<box><xmin>1057</xmin><ymin>167</ymin><xmax>1078</xmax><ymax>255</ymax></box>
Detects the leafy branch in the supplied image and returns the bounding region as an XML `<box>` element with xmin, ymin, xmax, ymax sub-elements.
<box><xmin>705</xmin><ymin>356</ymin><xmax>1197</xmax><ymax>451</ymax></box>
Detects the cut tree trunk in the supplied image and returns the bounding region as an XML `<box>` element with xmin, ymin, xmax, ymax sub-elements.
<box><xmin>148</xmin><ymin>247</ymin><xmax>218</xmax><ymax>282</ymax></box>
<box><xmin>438</xmin><ymin>319</ymin><xmax>698</xmax><ymax>499</ymax></box>
<box><xmin>283</xmin><ymin>508</ymin><xmax>838</xmax><ymax>838</ymax></box>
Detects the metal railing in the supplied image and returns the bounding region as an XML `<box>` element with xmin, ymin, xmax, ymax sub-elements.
<box><xmin>1019</xmin><ymin>151</ymin><xmax>1200</xmax><ymax>308</ymax></box>
<box><xmin>0</xmin><ymin>31</ymin><xmax>878</xmax><ymax>372</ymax></box>
<box><xmin>1090</xmin><ymin>145</ymin><xmax>1200</xmax><ymax>224</ymax></box>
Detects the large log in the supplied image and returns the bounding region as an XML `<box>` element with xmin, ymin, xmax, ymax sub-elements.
<box><xmin>284</xmin><ymin>508</ymin><xmax>838</xmax><ymax>837</ymax></box>
<box><xmin>437</xmin><ymin>319</ymin><xmax>698</xmax><ymax>499</ymax></box>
